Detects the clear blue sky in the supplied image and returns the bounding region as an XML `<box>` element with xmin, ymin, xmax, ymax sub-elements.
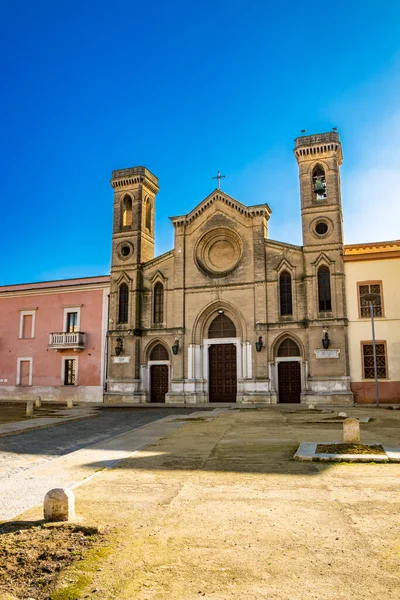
<box><xmin>1</xmin><ymin>0</ymin><xmax>400</xmax><ymax>285</ymax></box>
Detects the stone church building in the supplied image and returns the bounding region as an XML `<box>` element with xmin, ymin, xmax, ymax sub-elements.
<box><xmin>107</xmin><ymin>131</ymin><xmax>353</xmax><ymax>404</ymax></box>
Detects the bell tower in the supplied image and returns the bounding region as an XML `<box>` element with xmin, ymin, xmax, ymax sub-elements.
<box><xmin>294</xmin><ymin>132</ymin><xmax>352</xmax><ymax>403</ymax></box>
<box><xmin>106</xmin><ymin>166</ymin><xmax>159</xmax><ymax>398</ymax></box>
<box><xmin>294</xmin><ymin>131</ymin><xmax>345</xmax><ymax>321</ymax></box>
<box><xmin>295</xmin><ymin>131</ymin><xmax>344</xmax><ymax>252</ymax></box>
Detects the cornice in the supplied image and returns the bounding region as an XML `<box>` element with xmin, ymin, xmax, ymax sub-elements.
<box><xmin>344</xmin><ymin>250</ymin><xmax>400</xmax><ymax>262</ymax></box>
<box><xmin>169</xmin><ymin>190</ymin><xmax>272</xmax><ymax>227</ymax></box>
<box><xmin>294</xmin><ymin>131</ymin><xmax>343</xmax><ymax>165</ymax></box>
<box><xmin>110</xmin><ymin>166</ymin><xmax>160</xmax><ymax>194</ymax></box>
<box><xmin>0</xmin><ymin>281</ymin><xmax>110</xmax><ymax>299</ymax></box>
<box><xmin>143</xmin><ymin>250</ymin><xmax>174</xmax><ymax>269</ymax></box>
<box><xmin>265</xmin><ymin>239</ymin><xmax>302</xmax><ymax>251</ymax></box>
<box><xmin>344</xmin><ymin>240</ymin><xmax>400</xmax><ymax>261</ymax></box>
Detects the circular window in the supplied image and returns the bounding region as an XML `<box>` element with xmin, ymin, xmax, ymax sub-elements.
<box><xmin>195</xmin><ymin>228</ymin><xmax>243</xmax><ymax>277</ymax></box>
<box><xmin>117</xmin><ymin>242</ymin><xmax>134</xmax><ymax>260</ymax></box>
<box><xmin>315</xmin><ymin>222</ymin><xmax>328</xmax><ymax>235</ymax></box>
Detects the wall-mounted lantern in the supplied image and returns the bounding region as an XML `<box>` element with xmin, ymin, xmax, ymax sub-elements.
<box><xmin>322</xmin><ymin>329</ymin><xmax>331</xmax><ymax>349</ymax></box>
<box><xmin>115</xmin><ymin>337</ymin><xmax>124</xmax><ymax>356</ymax></box>
<box><xmin>172</xmin><ymin>338</ymin><xmax>180</xmax><ymax>355</ymax></box>
<box><xmin>255</xmin><ymin>336</ymin><xmax>263</xmax><ymax>352</ymax></box>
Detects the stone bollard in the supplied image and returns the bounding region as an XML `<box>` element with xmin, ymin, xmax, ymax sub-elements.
<box><xmin>35</xmin><ymin>395</ymin><xmax>41</xmax><ymax>408</ymax></box>
<box><xmin>66</xmin><ymin>398</ymin><xmax>73</xmax><ymax>409</ymax></box>
<box><xmin>44</xmin><ymin>488</ymin><xmax>75</xmax><ymax>522</ymax></box>
<box><xmin>343</xmin><ymin>418</ymin><xmax>360</xmax><ymax>443</ymax></box>
<box><xmin>26</xmin><ymin>401</ymin><xmax>34</xmax><ymax>417</ymax></box>
<box><xmin>308</xmin><ymin>404</ymin><xmax>315</xmax><ymax>410</ymax></box>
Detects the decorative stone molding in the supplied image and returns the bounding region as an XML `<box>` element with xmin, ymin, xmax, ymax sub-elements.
<box><xmin>195</xmin><ymin>228</ymin><xmax>243</xmax><ymax>277</ymax></box>
<box><xmin>110</xmin><ymin>166</ymin><xmax>159</xmax><ymax>194</ymax></box>
<box><xmin>116</xmin><ymin>241</ymin><xmax>134</xmax><ymax>260</ymax></box>
<box><xmin>309</xmin><ymin>216</ymin><xmax>334</xmax><ymax>240</ymax></box>
<box><xmin>170</xmin><ymin>190</ymin><xmax>272</xmax><ymax>227</ymax></box>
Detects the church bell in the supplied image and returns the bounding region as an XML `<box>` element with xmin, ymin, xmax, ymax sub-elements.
<box><xmin>314</xmin><ymin>178</ymin><xmax>326</xmax><ymax>195</ymax></box>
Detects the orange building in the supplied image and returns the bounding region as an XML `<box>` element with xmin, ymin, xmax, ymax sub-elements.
<box><xmin>344</xmin><ymin>241</ymin><xmax>400</xmax><ymax>404</ymax></box>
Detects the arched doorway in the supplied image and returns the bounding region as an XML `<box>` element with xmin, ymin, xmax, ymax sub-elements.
<box><xmin>149</xmin><ymin>343</ymin><xmax>169</xmax><ymax>403</ymax></box>
<box><xmin>277</xmin><ymin>338</ymin><xmax>301</xmax><ymax>403</ymax></box>
<box><xmin>208</xmin><ymin>314</ymin><xmax>237</xmax><ymax>402</ymax></box>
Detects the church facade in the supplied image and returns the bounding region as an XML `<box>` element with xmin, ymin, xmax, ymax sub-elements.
<box><xmin>1</xmin><ymin>131</ymin><xmax>398</xmax><ymax>404</ymax></box>
<box><xmin>106</xmin><ymin>131</ymin><xmax>354</xmax><ymax>404</ymax></box>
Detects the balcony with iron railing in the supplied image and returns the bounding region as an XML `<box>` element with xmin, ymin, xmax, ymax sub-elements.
<box><xmin>48</xmin><ymin>332</ymin><xmax>86</xmax><ymax>351</ymax></box>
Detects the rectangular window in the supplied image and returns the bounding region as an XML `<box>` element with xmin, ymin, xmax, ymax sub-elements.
<box><xmin>19</xmin><ymin>310</ymin><xmax>36</xmax><ymax>338</ymax></box>
<box><xmin>362</xmin><ymin>342</ymin><xmax>387</xmax><ymax>379</ymax></box>
<box><xmin>64</xmin><ymin>359</ymin><xmax>76</xmax><ymax>385</ymax></box>
<box><xmin>17</xmin><ymin>357</ymin><xmax>33</xmax><ymax>386</ymax></box>
<box><xmin>20</xmin><ymin>361</ymin><xmax>31</xmax><ymax>385</ymax></box>
<box><xmin>63</xmin><ymin>307</ymin><xmax>81</xmax><ymax>333</ymax></box>
<box><xmin>66</xmin><ymin>312</ymin><xmax>78</xmax><ymax>333</ymax></box>
<box><xmin>358</xmin><ymin>283</ymin><xmax>383</xmax><ymax>318</ymax></box>
<box><xmin>22</xmin><ymin>314</ymin><xmax>33</xmax><ymax>338</ymax></box>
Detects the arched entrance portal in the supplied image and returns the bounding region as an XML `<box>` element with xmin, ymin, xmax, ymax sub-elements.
<box><xmin>277</xmin><ymin>339</ymin><xmax>301</xmax><ymax>403</ymax></box>
<box><xmin>208</xmin><ymin>314</ymin><xmax>237</xmax><ymax>402</ymax></box>
<box><xmin>149</xmin><ymin>343</ymin><xmax>169</xmax><ymax>403</ymax></box>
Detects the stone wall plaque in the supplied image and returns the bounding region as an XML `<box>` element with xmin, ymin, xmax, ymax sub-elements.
<box><xmin>314</xmin><ymin>349</ymin><xmax>340</xmax><ymax>359</ymax></box>
<box><xmin>113</xmin><ymin>356</ymin><xmax>131</xmax><ymax>364</ymax></box>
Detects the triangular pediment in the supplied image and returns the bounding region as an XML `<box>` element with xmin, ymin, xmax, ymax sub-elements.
<box><xmin>150</xmin><ymin>270</ymin><xmax>167</xmax><ymax>284</ymax></box>
<box><xmin>169</xmin><ymin>189</ymin><xmax>271</xmax><ymax>227</ymax></box>
<box><xmin>274</xmin><ymin>257</ymin><xmax>295</xmax><ymax>273</ymax></box>
<box><xmin>115</xmin><ymin>271</ymin><xmax>132</xmax><ymax>286</ymax></box>
<box><xmin>312</xmin><ymin>252</ymin><xmax>334</xmax><ymax>267</ymax></box>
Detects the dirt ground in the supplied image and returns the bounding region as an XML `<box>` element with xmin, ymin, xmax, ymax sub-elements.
<box><xmin>0</xmin><ymin>522</ymin><xmax>104</xmax><ymax>599</ymax></box>
<box><xmin>0</xmin><ymin>403</ymin><xmax>71</xmax><ymax>425</ymax></box>
<box><xmin>15</xmin><ymin>408</ymin><xmax>400</xmax><ymax>599</ymax></box>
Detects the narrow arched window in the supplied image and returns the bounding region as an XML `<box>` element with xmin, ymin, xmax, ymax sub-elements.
<box><xmin>318</xmin><ymin>266</ymin><xmax>332</xmax><ymax>312</ymax></box>
<box><xmin>122</xmin><ymin>195</ymin><xmax>132</xmax><ymax>227</ymax></box>
<box><xmin>312</xmin><ymin>166</ymin><xmax>327</xmax><ymax>199</ymax></box>
<box><xmin>145</xmin><ymin>199</ymin><xmax>151</xmax><ymax>231</ymax></box>
<box><xmin>153</xmin><ymin>283</ymin><xmax>164</xmax><ymax>324</ymax></box>
<box><xmin>118</xmin><ymin>283</ymin><xmax>129</xmax><ymax>323</ymax></box>
<box><xmin>279</xmin><ymin>271</ymin><xmax>293</xmax><ymax>316</ymax></box>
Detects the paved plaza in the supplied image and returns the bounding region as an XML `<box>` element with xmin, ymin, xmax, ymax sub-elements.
<box><xmin>0</xmin><ymin>408</ymin><xmax>193</xmax><ymax>520</ymax></box>
<box><xmin>8</xmin><ymin>406</ymin><xmax>400</xmax><ymax>600</ymax></box>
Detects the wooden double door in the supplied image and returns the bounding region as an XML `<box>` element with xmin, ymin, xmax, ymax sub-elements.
<box><xmin>150</xmin><ymin>364</ymin><xmax>169</xmax><ymax>403</ymax></box>
<box><xmin>278</xmin><ymin>361</ymin><xmax>301</xmax><ymax>403</ymax></box>
<box><xmin>209</xmin><ymin>343</ymin><xmax>237</xmax><ymax>402</ymax></box>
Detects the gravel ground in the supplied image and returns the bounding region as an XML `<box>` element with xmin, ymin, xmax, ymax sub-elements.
<box><xmin>52</xmin><ymin>408</ymin><xmax>400</xmax><ymax>600</ymax></box>
<box><xmin>0</xmin><ymin>408</ymin><xmax>192</xmax><ymax>520</ymax></box>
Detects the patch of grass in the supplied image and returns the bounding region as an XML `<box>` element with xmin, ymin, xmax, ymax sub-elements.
<box><xmin>51</xmin><ymin>541</ymin><xmax>114</xmax><ymax>599</ymax></box>
<box><xmin>316</xmin><ymin>443</ymin><xmax>385</xmax><ymax>455</ymax></box>
<box><xmin>51</xmin><ymin>573</ymin><xmax>91</xmax><ymax>600</ymax></box>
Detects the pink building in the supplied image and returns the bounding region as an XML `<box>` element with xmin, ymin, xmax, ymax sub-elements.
<box><xmin>0</xmin><ymin>276</ymin><xmax>110</xmax><ymax>402</ymax></box>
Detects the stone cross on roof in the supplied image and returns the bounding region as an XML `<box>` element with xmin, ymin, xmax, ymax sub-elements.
<box><xmin>212</xmin><ymin>170</ymin><xmax>226</xmax><ymax>189</ymax></box>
